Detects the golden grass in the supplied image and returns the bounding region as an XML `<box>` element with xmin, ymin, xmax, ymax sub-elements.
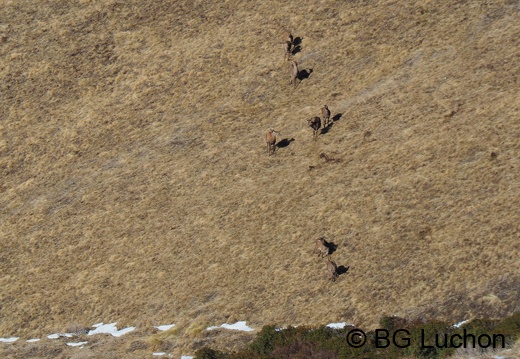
<box><xmin>1</xmin><ymin>0</ymin><xmax>519</xmax><ymax>357</ymax></box>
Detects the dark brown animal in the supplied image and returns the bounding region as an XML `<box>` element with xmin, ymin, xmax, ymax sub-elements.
<box><xmin>307</xmin><ymin>117</ymin><xmax>321</xmax><ymax>140</ymax></box>
<box><xmin>321</xmin><ymin>105</ymin><xmax>331</xmax><ymax>128</ymax></box>
<box><xmin>265</xmin><ymin>128</ymin><xmax>279</xmax><ymax>156</ymax></box>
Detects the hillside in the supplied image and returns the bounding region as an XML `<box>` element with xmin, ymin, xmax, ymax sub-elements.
<box><xmin>1</xmin><ymin>0</ymin><xmax>519</xmax><ymax>357</ymax></box>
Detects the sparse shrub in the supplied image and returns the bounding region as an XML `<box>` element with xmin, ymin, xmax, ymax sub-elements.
<box><xmin>271</xmin><ymin>340</ymin><xmax>337</xmax><ymax>359</ymax></box>
<box><xmin>379</xmin><ymin>315</ymin><xmax>408</xmax><ymax>331</ymax></box>
<box><xmin>147</xmin><ymin>336</ymin><xmax>164</xmax><ymax>351</ymax></box>
<box><xmin>249</xmin><ymin>325</ymin><xmax>278</xmax><ymax>355</ymax></box>
<box><xmin>127</xmin><ymin>340</ymin><xmax>149</xmax><ymax>352</ymax></box>
<box><xmin>496</xmin><ymin>312</ymin><xmax>520</xmax><ymax>342</ymax></box>
<box><xmin>194</xmin><ymin>347</ymin><xmax>229</xmax><ymax>359</ymax></box>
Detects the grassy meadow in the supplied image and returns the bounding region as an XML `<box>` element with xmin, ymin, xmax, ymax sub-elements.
<box><xmin>0</xmin><ymin>0</ymin><xmax>519</xmax><ymax>357</ymax></box>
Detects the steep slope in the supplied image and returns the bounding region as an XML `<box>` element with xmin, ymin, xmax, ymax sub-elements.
<box><xmin>1</xmin><ymin>0</ymin><xmax>519</xmax><ymax>355</ymax></box>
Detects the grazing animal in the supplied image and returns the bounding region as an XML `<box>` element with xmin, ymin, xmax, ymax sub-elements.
<box><xmin>314</xmin><ymin>237</ymin><xmax>330</xmax><ymax>258</ymax></box>
<box><xmin>290</xmin><ymin>60</ymin><xmax>299</xmax><ymax>87</ymax></box>
<box><xmin>265</xmin><ymin>128</ymin><xmax>279</xmax><ymax>156</ymax></box>
<box><xmin>307</xmin><ymin>116</ymin><xmax>321</xmax><ymax>140</ymax></box>
<box><xmin>326</xmin><ymin>257</ymin><xmax>338</xmax><ymax>282</ymax></box>
<box><xmin>321</xmin><ymin>105</ymin><xmax>331</xmax><ymax>128</ymax></box>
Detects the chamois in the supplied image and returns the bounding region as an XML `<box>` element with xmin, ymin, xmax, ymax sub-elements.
<box><xmin>284</xmin><ymin>40</ymin><xmax>292</xmax><ymax>61</ymax></box>
<box><xmin>314</xmin><ymin>237</ymin><xmax>330</xmax><ymax>258</ymax></box>
<box><xmin>321</xmin><ymin>105</ymin><xmax>331</xmax><ymax>128</ymax></box>
<box><xmin>286</xmin><ymin>32</ymin><xmax>294</xmax><ymax>45</ymax></box>
<box><xmin>265</xmin><ymin>128</ymin><xmax>279</xmax><ymax>156</ymax></box>
<box><xmin>284</xmin><ymin>32</ymin><xmax>294</xmax><ymax>61</ymax></box>
<box><xmin>307</xmin><ymin>116</ymin><xmax>321</xmax><ymax>140</ymax></box>
<box><xmin>290</xmin><ymin>60</ymin><xmax>299</xmax><ymax>87</ymax></box>
<box><xmin>326</xmin><ymin>257</ymin><xmax>338</xmax><ymax>282</ymax></box>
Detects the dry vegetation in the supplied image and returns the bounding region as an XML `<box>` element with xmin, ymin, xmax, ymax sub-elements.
<box><xmin>0</xmin><ymin>0</ymin><xmax>519</xmax><ymax>357</ymax></box>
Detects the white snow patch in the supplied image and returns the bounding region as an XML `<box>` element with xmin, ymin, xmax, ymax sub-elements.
<box><xmin>152</xmin><ymin>352</ymin><xmax>168</xmax><ymax>356</ymax></box>
<box><xmin>453</xmin><ymin>319</ymin><xmax>470</xmax><ymax>328</ymax></box>
<box><xmin>0</xmin><ymin>337</ymin><xmax>19</xmax><ymax>343</ymax></box>
<box><xmin>326</xmin><ymin>322</ymin><xmax>349</xmax><ymax>329</ymax></box>
<box><xmin>66</xmin><ymin>341</ymin><xmax>88</xmax><ymax>347</ymax></box>
<box><xmin>155</xmin><ymin>324</ymin><xmax>175</xmax><ymax>331</ymax></box>
<box><xmin>207</xmin><ymin>321</ymin><xmax>254</xmax><ymax>332</ymax></box>
<box><xmin>26</xmin><ymin>338</ymin><xmax>40</xmax><ymax>343</ymax></box>
<box><xmin>180</xmin><ymin>356</ymin><xmax>194</xmax><ymax>359</ymax></box>
<box><xmin>87</xmin><ymin>322</ymin><xmax>135</xmax><ymax>337</ymax></box>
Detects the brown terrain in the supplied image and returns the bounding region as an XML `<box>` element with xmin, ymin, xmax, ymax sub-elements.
<box><xmin>0</xmin><ymin>0</ymin><xmax>519</xmax><ymax>357</ymax></box>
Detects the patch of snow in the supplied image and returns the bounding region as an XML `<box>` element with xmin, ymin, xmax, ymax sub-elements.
<box><xmin>180</xmin><ymin>356</ymin><xmax>194</xmax><ymax>359</ymax></box>
<box><xmin>0</xmin><ymin>337</ymin><xmax>19</xmax><ymax>343</ymax></box>
<box><xmin>87</xmin><ymin>322</ymin><xmax>135</xmax><ymax>337</ymax></box>
<box><xmin>66</xmin><ymin>341</ymin><xmax>88</xmax><ymax>347</ymax></box>
<box><xmin>206</xmin><ymin>321</ymin><xmax>254</xmax><ymax>332</ymax></box>
<box><xmin>26</xmin><ymin>338</ymin><xmax>40</xmax><ymax>343</ymax></box>
<box><xmin>222</xmin><ymin>321</ymin><xmax>253</xmax><ymax>331</ymax></box>
<box><xmin>326</xmin><ymin>322</ymin><xmax>349</xmax><ymax>329</ymax></box>
<box><xmin>493</xmin><ymin>356</ymin><xmax>505</xmax><ymax>359</ymax></box>
<box><xmin>152</xmin><ymin>353</ymin><xmax>167</xmax><ymax>356</ymax></box>
<box><xmin>453</xmin><ymin>319</ymin><xmax>470</xmax><ymax>328</ymax></box>
<box><xmin>155</xmin><ymin>324</ymin><xmax>175</xmax><ymax>331</ymax></box>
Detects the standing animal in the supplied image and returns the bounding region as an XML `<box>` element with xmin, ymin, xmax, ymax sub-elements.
<box><xmin>290</xmin><ymin>60</ymin><xmax>299</xmax><ymax>87</ymax></box>
<box><xmin>321</xmin><ymin>105</ymin><xmax>331</xmax><ymax>128</ymax></box>
<box><xmin>284</xmin><ymin>32</ymin><xmax>294</xmax><ymax>61</ymax></box>
<box><xmin>284</xmin><ymin>40</ymin><xmax>292</xmax><ymax>61</ymax></box>
<box><xmin>286</xmin><ymin>32</ymin><xmax>294</xmax><ymax>45</ymax></box>
<box><xmin>307</xmin><ymin>117</ymin><xmax>321</xmax><ymax>140</ymax></box>
<box><xmin>314</xmin><ymin>237</ymin><xmax>330</xmax><ymax>258</ymax></box>
<box><xmin>326</xmin><ymin>257</ymin><xmax>338</xmax><ymax>282</ymax></box>
<box><xmin>265</xmin><ymin>128</ymin><xmax>279</xmax><ymax>156</ymax></box>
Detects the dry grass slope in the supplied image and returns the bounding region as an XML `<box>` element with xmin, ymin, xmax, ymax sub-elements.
<box><xmin>1</xmin><ymin>0</ymin><xmax>519</xmax><ymax>357</ymax></box>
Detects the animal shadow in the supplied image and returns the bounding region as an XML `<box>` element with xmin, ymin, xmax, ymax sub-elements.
<box><xmin>321</xmin><ymin>123</ymin><xmax>333</xmax><ymax>135</ymax></box>
<box><xmin>291</xmin><ymin>36</ymin><xmax>303</xmax><ymax>55</ymax></box>
<box><xmin>276</xmin><ymin>138</ymin><xmax>295</xmax><ymax>148</ymax></box>
<box><xmin>332</xmin><ymin>113</ymin><xmax>343</xmax><ymax>122</ymax></box>
<box><xmin>336</xmin><ymin>265</ymin><xmax>350</xmax><ymax>277</ymax></box>
<box><xmin>297</xmin><ymin>68</ymin><xmax>313</xmax><ymax>81</ymax></box>
<box><xmin>324</xmin><ymin>240</ymin><xmax>338</xmax><ymax>255</ymax></box>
